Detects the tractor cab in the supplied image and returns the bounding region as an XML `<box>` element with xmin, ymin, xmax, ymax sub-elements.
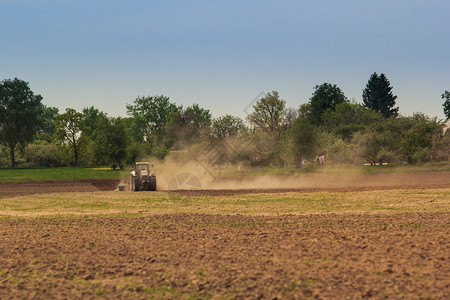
<box><xmin>130</xmin><ymin>162</ymin><xmax>157</xmax><ymax>191</ymax></box>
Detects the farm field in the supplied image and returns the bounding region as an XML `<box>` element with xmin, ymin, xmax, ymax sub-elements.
<box><xmin>1</xmin><ymin>170</ymin><xmax>450</xmax><ymax>198</ymax></box>
<box><xmin>1</xmin><ymin>213</ymin><xmax>448</xmax><ymax>299</ymax></box>
<box><xmin>0</xmin><ymin>169</ymin><xmax>449</xmax><ymax>298</ymax></box>
<box><xmin>0</xmin><ymin>167</ymin><xmax>127</xmax><ymax>183</ymax></box>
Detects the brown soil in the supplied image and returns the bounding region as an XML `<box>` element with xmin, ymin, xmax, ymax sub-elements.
<box><xmin>196</xmin><ymin>171</ymin><xmax>450</xmax><ymax>196</ymax></box>
<box><xmin>1</xmin><ymin>172</ymin><xmax>448</xmax><ymax>298</ymax></box>
<box><xmin>171</xmin><ymin>183</ymin><xmax>450</xmax><ymax>197</ymax></box>
<box><xmin>0</xmin><ymin>213</ymin><xmax>448</xmax><ymax>299</ymax></box>
<box><xmin>0</xmin><ymin>179</ymin><xmax>121</xmax><ymax>197</ymax></box>
<box><xmin>1</xmin><ymin>171</ymin><xmax>449</xmax><ymax>197</ymax></box>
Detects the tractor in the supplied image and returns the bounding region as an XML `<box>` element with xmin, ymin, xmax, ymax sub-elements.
<box><xmin>130</xmin><ymin>162</ymin><xmax>157</xmax><ymax>191</ymax></box>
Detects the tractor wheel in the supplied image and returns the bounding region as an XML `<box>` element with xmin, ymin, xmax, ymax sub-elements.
<box><xmin>149</xmin><ymin>176</ymin><xmax>157</xmax><ymax>191</ymax></box>
<box><xmin>133</xmin><ymin>177</ymin><xmax>140</xmax><ymax>191</ymax></box>
<box><xmin>130</xmin><ymin>176</ymin><xmax>135</xmax><ymax>191</ymax></box>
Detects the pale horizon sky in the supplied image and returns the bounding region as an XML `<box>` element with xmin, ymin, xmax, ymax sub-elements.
<box><xmin>1</xmin><ymin>0</ymin><xmax>449</xmax><ymax>121</ymax></box>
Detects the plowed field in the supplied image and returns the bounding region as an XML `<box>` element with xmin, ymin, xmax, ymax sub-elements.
<box><xmin>0</xmin><ymin>171</ymin><xmax>449</xmax><ymax>299</ymax></box>
<box><xmin>0</xmin><ymin>214</ymin><xmax>448</xmax><ymax>299</ymax></box>
<box><xmin>0</xmin><ymin>179</ymin><xmax>120</xmax><ymax>197</ymax></box>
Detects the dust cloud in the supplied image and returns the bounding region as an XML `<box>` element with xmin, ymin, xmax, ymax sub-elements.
<box><xmin>142</xmin><ymin>152</ymin><xmax>450</xmax><ymax>191</ymax></box>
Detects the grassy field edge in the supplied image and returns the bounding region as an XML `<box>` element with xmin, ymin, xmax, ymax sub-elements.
<box><xmin>0</xmin><ymin>188</ymin><xmax>448</xmax><ymax>218</ymax></box>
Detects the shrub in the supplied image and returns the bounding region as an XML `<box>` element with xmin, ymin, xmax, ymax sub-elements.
<box><xmin>325</xmin><ymin>137</ymin><xmax>353</xmax><ymax>164</ymax></box>
<box><xmin>25</xmin><ymin>143</ymin><xmax>63</xmax><ymax>167</ymax></box>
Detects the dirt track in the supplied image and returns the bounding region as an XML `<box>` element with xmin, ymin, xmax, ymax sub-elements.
<box><xmin>0</xmin><ymin>213</ymin><xmax>448</xmax><ymax>299</ymax></box>
<box><xmin>1</xmin><ymin>171</ymin><xmax>450</xmax><ymax>197</ymax></box>
<box><xmin>0</xmin><ymin>179</ymin><xmax>121</xmax><ymax>197</ymax></box>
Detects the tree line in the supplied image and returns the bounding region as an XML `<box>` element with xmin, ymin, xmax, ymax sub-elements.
<box><xmin>1</xmin><ymin>74</ymin><xmax>449</xmax><ymax>169</ymax></box>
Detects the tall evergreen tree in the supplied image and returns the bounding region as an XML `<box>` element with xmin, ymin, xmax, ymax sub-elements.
<box><xmin>362</xmin><ymin>73</ymin><xmax>399</xmax><ymax>118</ymax></box>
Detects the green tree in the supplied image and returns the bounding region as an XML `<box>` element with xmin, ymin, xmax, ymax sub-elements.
<box><xmin>183</xmin><ymin>104</ymin><xmax>211</xmax><ymax>129</ymax></box>
<box><xmin>36</xmin><ymin>105</ymin><xmax>59</xmax><ymax>142</ymax></box>
<box><xmin>289</xmin><ymin>117</ymin><xmax>319</xmax><ymax>166</ymax></box>
<box><xmin>282</xmin><ymin>108</ymin><xmax>299</xmax><ymax>131</ymax></box>
<box><xmin>206</xmin><ymin>114</ymin><xmax>250</xmax><ymax>165</ymax></box>
<box><xmin>211</xmin><ymin>115</ymin><xmax>246</xmax><ymax>140</ymax></box>
<box><xmin>126</xmin><ymin>95</ymin><xmax>180</xmax><ymax>159</ymax></box>
<box><xmin>0</xmin><ymin>78</ymin><xmax>43</xmax><ymax>167</ymax></box>
<box><xmin>322</xmin><ymin>135</ymin><xmax>353</xmax><ymax>164</ymax></box>
<box><xmin>298</xmin><ymin>103</ymin><xmax>312</xmax><ymax>119</ymax></box>
<box><xmin>362</xmin><ymin>72</ymin><xmax>399</xmax><ymax>118</ymax></box>
<box><xmin>309</xmin><ymin>83</ymin><xmax>347</xmax><ymax>126</ymax></box>
<box><xmin>247</xmin><ymin>91</ymin><xmax>286</xmax><ymax>138</ymax></box>
<box><xmin>25</xmin><ymin>143</ymin><xmax>62</xmax><ymax>167</ymax></box>
<box><xmin>352</xmin><ymin>131</ymin><xmax>397</xmax><ymax>165</ymax></box>
<box><xmin>321</xmin><ymin>101</ymin><xmax>383</xmax><ymax>141</ymax></box>
<box><xmin>442</xmin><ymin>90</ymin><xmax>450</xmax><ymax>120</ymax></box>
<box><xmin>54</xmin><ymin>108</ymin><xmax>84</xmax><ymax>166</ymax></box>
<box><xmin>82</xmin><ymin>106</ymin><xmax>107</xmax><ymax>137</ymax></box>
<box><xmin>400</xmin><ymin>114</ymin><xmax>442</xmax><ymax>163</ymax></box>
<box><xmin>126</xmin><ymin>95</ymin><xmax>180</xmax><ymax>145</ymax></box>
<box><xmin>166</xmin><ymin>104</ymin><xmax>212</xmax><ymax>147</ymax></box>
<box><xmin>351</xmin><ymin>114</ymin><xmax>439</xmax><ymax>165</ymax></box>
<box><xmin>93</xmin><ymin>117</ymin><xmax>128</xmax><ymax>169</ymax></box>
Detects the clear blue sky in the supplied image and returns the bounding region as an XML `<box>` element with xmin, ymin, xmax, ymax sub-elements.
<box><xmin>1</xmin><ymin>0</ymin><xmax>449</xmax><ymax>120</ymax></box>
